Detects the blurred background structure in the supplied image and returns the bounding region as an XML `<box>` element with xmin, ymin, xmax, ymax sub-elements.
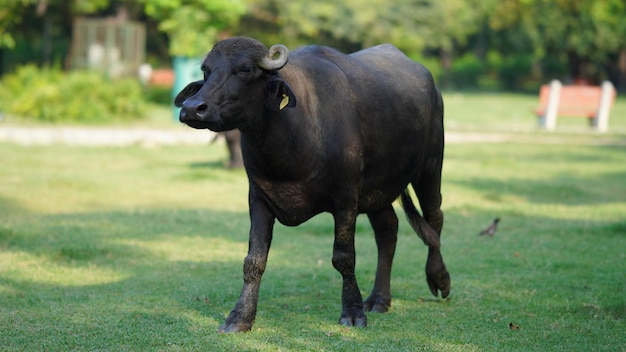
<box><xmin>68</xmin><ymin>17</ymin><xmax>146</xmax><ymax>78</ymax></box>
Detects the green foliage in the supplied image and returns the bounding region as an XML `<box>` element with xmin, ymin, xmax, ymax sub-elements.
<box><xmin>255</xmin><ymin>0</ymin><xmax>486</xmax><ymax>59</ymax></box>
<box><xmin>489</xmin><ymin>0</ymin><xmax>626</xmax><ymax>81</ymax></box>
<box><xmin>0</xmin><ymin>0</ymin><xmax>33</xmax><ymax>49</ymax></box>
<box><xmin>0</xmin><ymin>65</ymin><xmax>146</xmax><ymax>123</ymax></box>
<box><xmin>143</xmin><ymin>0</ymin><xmax>247</xmax><ymax>57</ymax></box>
<box><xmin>143</xmin><ymin>85</ymin><xmax>173</xmax><ymax>105</ymax></box>
<box><xmin>449</xmin><ymin>53</ymin><xmax>485</xmax><ymax>89</ymax></box>
<box><xmin>445</xmin><ymin>52</ymin><xmax>536</xmax><ymax>91</ymax></box>
<box><xmin>494</xmin><ymin>54</ymin><xmax>534</xmax><ymax>91</ymax></box>
<box><xmin>243</xmin><ymin>0</ymin><xmax>626</xmax><ymax>89</ymax></box>
<box><xmin>0</xmin><ymin>0</ymin><xmax>110</xmax><ymax>49</ymax></box>
<box><xmin>4</xmin><ymin>0</ymin><xmax>626</xmax><ymax>91</ymax></box>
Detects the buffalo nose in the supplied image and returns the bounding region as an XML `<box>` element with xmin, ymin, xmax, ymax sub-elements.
<box><xmin>180</xmin><ymin>98</ymin><xmax>209</xmax><ymax>122</ymax></box>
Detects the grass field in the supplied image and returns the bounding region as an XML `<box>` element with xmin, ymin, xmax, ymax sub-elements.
<box><xmin>1</xmin><ymin>93</ymin><xmax>625</xmax><ymax>351</ymax></box>
<box><xmin>443</xmin><ymin>92</ymin><xmax>626</xmax><ymax>133</ymax></box>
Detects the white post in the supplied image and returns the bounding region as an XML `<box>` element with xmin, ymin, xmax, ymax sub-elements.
<box><xmin>596</xmin><ymin>80</ymin><xmax>615</xmax><ymax>133</ymax></box>
<box><xmin>544</xmin><ymin>79</ymin><xmax>561</xmax><ymax>131</ymax></box>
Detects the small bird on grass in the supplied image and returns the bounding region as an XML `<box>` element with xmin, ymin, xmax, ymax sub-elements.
<box><xmin>478</xmin><ymin>218</ymin><xmax>500</xmax><ymax>237</ymax></box>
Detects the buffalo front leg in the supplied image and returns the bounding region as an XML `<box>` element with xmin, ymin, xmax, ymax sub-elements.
<box><xmin>364</xmin><ymin>205</ymin><xmax>398</xmax><ymax>313</ymax></box>
<box><xmin>332</xmin><ymin>209</ymin><xmax>367</xmax><ymax>327</ymax></box>
<box><xmin>220</xmin><ymin>196</ymin><xmax>275</xmax><ymax>333</ymax></box>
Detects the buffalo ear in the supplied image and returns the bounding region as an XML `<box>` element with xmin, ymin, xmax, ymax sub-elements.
<box><xmin>174</xmin><ymin>80</ymin><xmax>203</xmax><ymax>107</ymax></box>
<box><xmin>268</xmin><ymin>78</ymin><xmax>297</xmax><ymax>111</ymax></box>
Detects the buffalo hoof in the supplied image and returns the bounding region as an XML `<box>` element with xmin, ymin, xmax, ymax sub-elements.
<box><xmin>218</xmin><ymin>322</ymin><xmax>252</xmax><ymax>333</ymax></box>
<box><xmin>363</xmin><ymin>295</ymin><xmax>391</xmax><ymax>313</ymax></box>
<box><xmin>426</xmin><ymin>250</ymin><xmax>451</xmax><ymax>298</ymax></box>
<box><xmin>427</xmin><ymin>269</ymin><xmax>450</xmax><ymax>298</ymax></box>
<box><xmin>339</xmin><ymin>313</ymin><xmax>367</xmax><ymax>327</ymax></box>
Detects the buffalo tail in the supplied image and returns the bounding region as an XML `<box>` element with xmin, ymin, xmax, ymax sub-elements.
<box><xmin>400</xmin><ymin>190</ymin><xmax>441</xmax><ymax>250</ymax></box>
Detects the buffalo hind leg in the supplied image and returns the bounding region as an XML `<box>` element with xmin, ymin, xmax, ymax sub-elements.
<box><xmin>414</xmin><ymin>175</ymin><xmax>450</xmax><ymax>298</ymax></box>
<box><xmin>364</xmin><ymin>205</ymin><xmax>398</xmax><ymax>313</ymax></box>
<box><xmin>332</xmin><ymin>209</ymin><xmax>367</xmax><ymax>327</ymax></box>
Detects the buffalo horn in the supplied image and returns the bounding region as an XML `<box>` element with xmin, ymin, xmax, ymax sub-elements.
<box><xmin>258</xmin><ymin>44</ymin><xmax>289</xmax><ymax>70</ymax></box>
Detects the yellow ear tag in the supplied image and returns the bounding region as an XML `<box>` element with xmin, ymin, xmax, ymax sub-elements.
<box><xmin>279</xmin><ymin>94</ymin><xmax>289</xmax><ymax>110</ymax></box>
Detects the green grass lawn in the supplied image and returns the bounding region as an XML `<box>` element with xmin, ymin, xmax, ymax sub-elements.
<box><xmin>1</xmin><ymin>93</ymin><xmax>625</xmax><ymax>351</ymax></box>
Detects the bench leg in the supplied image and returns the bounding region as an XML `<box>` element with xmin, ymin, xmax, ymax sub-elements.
<box><xmin>596</xmin><ymin>81</ymin><xmax>615</xmax><ymax>133</ymax></box>
<box><xmin>543</xmin><ymin>80</ymin><xmax>561</xmax><ymax>131</ymax></box>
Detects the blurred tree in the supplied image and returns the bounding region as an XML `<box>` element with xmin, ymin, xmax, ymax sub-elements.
<box><xmin>3</xmin><ymin>0</ymin><xmax>626</xmax><ymax>90</ymax></box>
<box><xmin>0</xmin><ymin>0</ymin><xmax>114</xmax><ymax>50</ymax></box>
<box><xmin>0</xmin><ymin>0</ymin><xmax>29</xmax><ymax>49</ymax></box>
<box><xmin>490</xmin><ymin>0</ymin><xmax>626</xmax><ymax>87</ymax></box>
<box><xmin>251</xmin><ymin>0</ymin><xmax>487</xmax><ymax>57</ymax></box>
<box><xmin>242</xmin><ymin>0</ymin><xmax>488</xmax><ymax>75</ymax></box>
<box><xmin>142</xmin><ymin>0</ymin><xmax>247</xmax><ymax>57</ymax></box>
<box><xmin>415</xmin><ymin>0</ymin><xmax>488</xmax><ymax>85</ymax></box>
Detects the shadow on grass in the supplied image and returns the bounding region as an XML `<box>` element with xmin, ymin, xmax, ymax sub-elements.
<box><xmin>0</xmin><ymin>195</ymin><xmax>30</xmax><ymax>216</ymax></box>
<box><xmin>445</xmin><ymin>143</ymin><xmax>626</xmax><ymax>206</ymax></box>
<box><xmin>189</xmin><ymin>160</ymin><xmax>231</xmax><ymax>169</ymax></box>
<box><xmin>450</xmin><ymin>170</ymin><xmax>626</xmax><ymax>205</ymax></box>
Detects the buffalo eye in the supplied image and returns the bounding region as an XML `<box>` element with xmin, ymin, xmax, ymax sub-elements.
<box><xmin>236</xmin><ymin>65</ymin><xmax>253</xmax><ymax>75</ymax></box>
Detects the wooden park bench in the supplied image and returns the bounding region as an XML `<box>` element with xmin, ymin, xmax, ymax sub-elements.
<box><xmin>535</xmin><ymin>80</ymin><xmax>616</xmax><ymax>132</ymax></box>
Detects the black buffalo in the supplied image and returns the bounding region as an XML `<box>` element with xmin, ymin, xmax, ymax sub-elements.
<box><xmin>175</xmin><ymin>37</ymin><xmax>450</xmax><ymax>332</ymax></box>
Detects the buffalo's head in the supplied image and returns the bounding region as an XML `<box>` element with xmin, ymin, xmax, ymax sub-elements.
<box><xmin>174</xmin><ymin>37</ymin><xmax>297</xmax><ymax>132</ymax></box>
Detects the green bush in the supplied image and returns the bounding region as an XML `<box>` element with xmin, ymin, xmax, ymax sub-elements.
<box><xmin>0</xmin><ymin>65</ymin><xmax>146</xmax><ymax>123</ymax></box>
<box><xmin>495</xmin><ymin>54</ymin><xmax>534</xmax><ymax>90</ymax></box>
<box><xmin>144</xmin><ymin>85</ymin><xmax>173</xmax><ymax>105</ymax></box>
<box><xmin>450</xmin><ymin>53</ymin><xmax>486</xmax><ymax>89</ymax></box>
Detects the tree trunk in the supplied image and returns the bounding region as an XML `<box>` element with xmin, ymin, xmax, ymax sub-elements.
<box><xmin>567</xmin><ymin>51</ymin><xmax>584</xmax><ymax>84</ymax></box>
